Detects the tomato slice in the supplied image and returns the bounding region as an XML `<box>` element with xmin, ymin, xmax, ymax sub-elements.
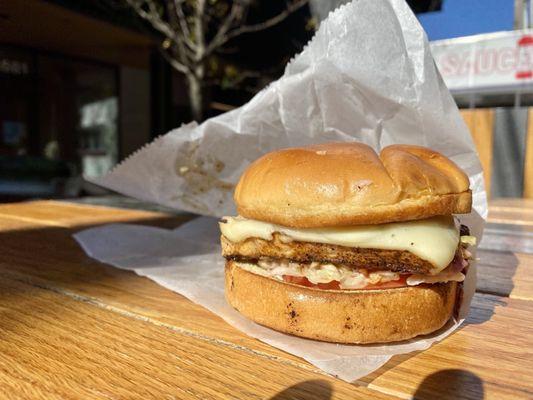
<box><xmin>282</xmin><ymin>274</ymin><xmax>408</xmax><ymax>290</ymax></box>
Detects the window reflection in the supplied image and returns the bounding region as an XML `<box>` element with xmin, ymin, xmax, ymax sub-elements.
<box><xmin>79</xmin><ymin>97</ymin><xmax>118</xmax><ymax>179</ymax></box>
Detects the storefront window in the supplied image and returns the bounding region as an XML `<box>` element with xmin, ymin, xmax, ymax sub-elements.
<box><xmin>0</xmin><ymin>46</ymin><xmax>118</xmax><ymax>201</ymax></box>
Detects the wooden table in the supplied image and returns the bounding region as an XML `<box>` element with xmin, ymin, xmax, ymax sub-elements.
<box><xmin>0</xmin><ymin>199</ymin><xmax>532</xmax><ymax>399</ymax></box>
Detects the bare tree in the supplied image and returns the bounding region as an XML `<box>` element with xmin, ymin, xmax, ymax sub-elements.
<box><xmin>124</xmin><ymin>0</ymin><xmax>309</xmax><ymax>121</ymax></box>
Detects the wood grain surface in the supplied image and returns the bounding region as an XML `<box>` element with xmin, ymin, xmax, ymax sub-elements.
<box><xmin>0</xmin><ymin>277</ymin><xmax>390</xmax><ymax>399</ymax></box>
<box><xmin>488</xmin><ymin>198</ymin><xmax>533</xmax><ymax>226</ymax></box>
<box><xmin>0</xmin><ymin>200</ymin><xmax>532</xmax><ymax>399</ymax></box>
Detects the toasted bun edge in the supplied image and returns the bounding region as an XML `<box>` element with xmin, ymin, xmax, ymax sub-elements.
<box><xmin>225</xmin><ymin>260</ymin><xmax>457</xmax><ymax>344</ymax></box>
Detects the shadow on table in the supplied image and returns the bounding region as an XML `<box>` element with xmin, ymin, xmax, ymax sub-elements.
<box><xmin>0</xmin><ymin>213</ymin><xmax>198</xmax><ymax>294</ymax></box>
<box><xmin>412</xmin><ymin>369</ymin><xmax>484</xmax><ymax>400</ymax></box>
<box><xmin>476</xmin><ymin>247</ymin><xmax>519</xmax><ymax>300</ymax></box>
<box><xmin>0</xmin><ymin>212</ymin><xmax>204</xmax><ymax>338</ymax></box>
<box><xmin>462</xmin><ymin>247</ymin><xmax>518</xmax><ymax>327</ymax></box>
<box><xmin>268</xmin><ymin>380</ymin><xmax>332</xmax><ymax>400</ymax></box>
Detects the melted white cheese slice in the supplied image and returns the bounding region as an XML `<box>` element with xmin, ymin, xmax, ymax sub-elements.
<box><xmin>220</xmin><ymin>215</ymin><xmax>460</xmax><ymax>274</ymax></box>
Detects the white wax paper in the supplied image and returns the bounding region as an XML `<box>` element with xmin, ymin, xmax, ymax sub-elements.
<box><xmin>76</xmin><ymin>0</ymin><xmax>487</xmax><ymax>382</ymax></box>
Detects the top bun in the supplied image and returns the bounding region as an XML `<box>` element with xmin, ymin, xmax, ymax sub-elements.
<box><xmin>234</xmin><ymin>142</ymin><xmax>471</xmax><ymax>228</ymax></box>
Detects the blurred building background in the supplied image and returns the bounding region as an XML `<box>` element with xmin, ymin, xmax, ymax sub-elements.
<box><xmin>0</xmin><ymin>0</ymin><xmax>531</xmax><ymax>202</ymax></box>
<box><xmin>419</xmin><ymin>0</ymin><xmax>533</xmax><ymax>198</ymax></box>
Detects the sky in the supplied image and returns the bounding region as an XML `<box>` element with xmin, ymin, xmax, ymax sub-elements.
<box><xmin>418</xmin><ymin>0</ymin><xmax>516</xmax><ymax>41</ymax></box>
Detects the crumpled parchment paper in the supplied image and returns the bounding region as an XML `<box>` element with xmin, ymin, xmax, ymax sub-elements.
<box><xmin>75</xmin><ymin>0</ymin><xmax>486</xmax><ymax>382</ymax></box>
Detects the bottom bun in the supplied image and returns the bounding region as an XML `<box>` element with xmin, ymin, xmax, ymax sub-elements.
<box><xmin>225</xmin><ymin>260</ymin><xmax>457</xmax><ymax>344</ymax></box>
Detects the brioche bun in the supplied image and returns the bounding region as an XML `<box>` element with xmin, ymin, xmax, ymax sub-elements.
<box><xmin>234</xmin><ymin>142</ymin><xmax>471</xmax><ymax>228</ymax></box>
<box><xmin>225</xmin><ymin>260</ymin><xmax>457</xmax><ymax>344</ymax></box>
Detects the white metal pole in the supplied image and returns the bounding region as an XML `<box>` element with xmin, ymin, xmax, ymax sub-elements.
<box><xmin>515</xmin><ymin>90</ymin><xmax>522</xmax><ymax>108</ymax></box>
<box><xmin>469</xmin><ymin>94</ymin><xmax>476</xmax><ymax>109</ymax></box>
<box><xmin>515</xmin><ymin>0</ymin><xmax>525</xmax><ymax>29</ymax></box>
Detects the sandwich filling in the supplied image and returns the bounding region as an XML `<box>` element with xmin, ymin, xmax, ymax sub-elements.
<box><xmin>221</xmin><ymin>215</ymin><xmax>475</xmax><ymax>290</ymax></box>
<box><xmin>221</xmin><ymin>215</ymin><xmax>460</xmax><ymax>273</ymax></box>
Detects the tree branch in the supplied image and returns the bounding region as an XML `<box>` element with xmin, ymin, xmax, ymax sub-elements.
<box><xmin>193</xmin><ymin>0</ymin><xmax>208</xmax><ymax>63</ymax></box>
<box><xmin>228</xmin><ymin>0</ymin><xmax>309</xmax><ymax>39</ymax></box>
<box><xmin>172</xmin><ymin>0</ymin><xmax>197</xmax><ymax>51</ymax></box>
<box><xmin>126</xmin><ymin>0</ymin><xmax>197</xmax><ymax>64</ymax></box>
<box><xmin>159</xmin><ymin>46</ymin><xmax>190</xmax><ymax>74</ymax></box>
<box><xmin>125</xmin><ymin>0</ymin><xmax>176</xmax><ymax>39</ymax></box>
<box><xmin>166</xmin><ymin>3</ymin><xmax>189</xmax><ymax>64</ymax></box>
<box><xmin>166</xmin><ymin>1</ymin><xmax>197</xmax><ymax>63</ymax></box>
<box><xmin>204</xmin><ymin>0</ymin><xmax>308</xmax><ymax>60</ymax></box>
<box><xmin>204</xmin><ymin>1</ymin><xmax>244</xmax><ymax>59</ymax></box>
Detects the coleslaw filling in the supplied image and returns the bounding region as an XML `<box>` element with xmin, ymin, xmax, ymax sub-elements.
<box><xmin>233</xmin><ymin>235</ymin><xmax>475</xmax><ymax>290</ymax></box>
